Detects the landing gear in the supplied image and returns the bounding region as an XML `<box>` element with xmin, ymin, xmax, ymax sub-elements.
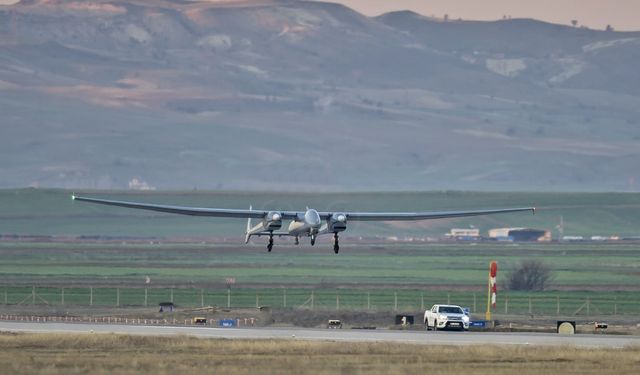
<box><xmin>333</xmin><ymin>233</ymin><xmax>339</xmax><ymax>254</ymax></box>
<box><xmin>267</xmin><ymin>234</ymin><xmax>274</xmax><ymax>252</ymax></box>
<box><xmin>294</xmin><ymin>237</ymin><xmax>299</xmax><ymax>245</ymax></box>
<box><xmin>310</xmin><ymin>234</ymin><xmax>316</xmax><ymax>246</ymax></box>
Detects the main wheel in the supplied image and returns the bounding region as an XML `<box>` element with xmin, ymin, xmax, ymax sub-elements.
<box><xmin>267</xmin><ymin>234</ymin><xmax>274</xmax><ymax>252</ymax></box>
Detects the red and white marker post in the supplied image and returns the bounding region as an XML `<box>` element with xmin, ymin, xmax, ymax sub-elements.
<box><xmin>486</xmin><ymin>261</ymin><xmax>498</xmax><ymax>321</ymax></box>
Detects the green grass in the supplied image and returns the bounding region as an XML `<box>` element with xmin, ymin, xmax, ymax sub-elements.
<box><xmin>0</xmin><ymin>241</ymin><xmax>638</xmax><ymax>287</ymax></box>
<box><xmin>1</xmin><ymin>241</ymin><xmax>640</xmax><ymax>315</ymax></box>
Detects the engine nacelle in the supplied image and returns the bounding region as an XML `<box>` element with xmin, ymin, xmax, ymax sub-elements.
<box><xmin>327</xmin><ymin>213</ymin><xmax>347</xmax><ymax>232</ymax></box>
<box><xmin>263</xmin><ymin>211</ymin><xmax>282</xmax><ymax>231</ymax></box>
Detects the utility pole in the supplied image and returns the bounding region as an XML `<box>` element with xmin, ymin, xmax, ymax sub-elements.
<box><xmin>225</xmin><ymin>278</ymin><xmax>235</xmax><ymax>308</ymax></box>
<box><xmin>556</xmin><ymin>216</ymin><xmax>564</xmax><ymax>241</ymax></box>
<box><xmin>283</xmin><ymin>288</ymin><xmax>287</xmax><ymax>308</ymax></box>
<box><xmin>473</xmin><ymin>293</ymin><xmax>476</xmax><ymax>313</ymax></box>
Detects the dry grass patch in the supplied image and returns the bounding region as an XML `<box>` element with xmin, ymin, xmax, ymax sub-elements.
<box><xmin>0</xmin><ymin>332</ymin><xmax>638</xmax><ymax>374</ymax></box>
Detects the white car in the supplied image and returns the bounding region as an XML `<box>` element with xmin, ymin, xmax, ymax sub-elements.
<box><xmin>424</xmin><ymin>304</ymin><xmax>470</xmax><ymax>331</ymax></box>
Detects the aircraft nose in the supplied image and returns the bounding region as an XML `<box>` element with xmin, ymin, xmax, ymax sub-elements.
<box><xmin>305</xmin><ymin>209</ymin><xmax>321</xmax><ymax>226</ymax></box>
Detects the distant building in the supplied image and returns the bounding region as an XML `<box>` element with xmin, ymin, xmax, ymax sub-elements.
<box><xmin>489</xmin><ymin>228</ymin><xmax>551</xmax><ymax>242</ymax></box>
<box><xmin>591</xmin><ymin>235</ymin><xmax>620</xmax><ymax>241</ymax></box>
<box><xmin>128</xmin><ymin>177</ymin><xmax>156</xmax><ymax>190</ymax></box>
<box><xmin>562</xmin><ymin>236</ymin><xmax>584</xmax><ymax>241</ymax></box>
<box><xmin>563</xmin><ymin>235</ymin><xmax>619</xmax><ymax>242</ymax></box>
<box><xmin>446</xmin><ymin>228</ymin><xmax>480</xmax><ymax>240</ymax></box>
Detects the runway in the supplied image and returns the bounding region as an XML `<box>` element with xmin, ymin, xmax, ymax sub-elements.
<box><xmin>1</xmin><ymin>321</ymin><xmax>639</xmax><ymax>348</ymax></box>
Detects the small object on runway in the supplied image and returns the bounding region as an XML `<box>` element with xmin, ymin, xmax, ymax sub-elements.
<box><xmin>557</xmin><ymin>321</ymin><xmax>575</xmax><ymax>335</ymax></box>
<box><xmin>594</xmin><ymin>322</ymin><xmax>608</xmax><ymax>333</ymax></box>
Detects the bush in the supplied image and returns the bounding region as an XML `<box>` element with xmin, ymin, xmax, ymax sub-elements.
<box><xmin>507</xmin><ymin>259</ymin><xmax>553</xmax><ymax>291</ymax></box>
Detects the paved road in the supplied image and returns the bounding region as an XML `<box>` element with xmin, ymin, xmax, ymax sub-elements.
<box><xmin>1</xmin><ymin>321</ymin><xmax>639</xmax><ymax>348</ymax></box>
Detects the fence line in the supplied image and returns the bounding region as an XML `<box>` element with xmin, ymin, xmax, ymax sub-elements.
<box><xmin>0</xmin><ymin>314</ymin><xmax>258</xmax><ymax>327</ymax></box>
<box><xmin>0</xmin><ymin>285</ymin><xmax>638</xmax><ymax>316</ymax></box>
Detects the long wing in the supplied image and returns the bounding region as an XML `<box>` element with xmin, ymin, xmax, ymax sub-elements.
<box><xmin>71</xmin><ymin>195</ymin><xmax>299</xmax><ymax>219</ymax></box>
<box><xmin>334</xmin><ymin>207</ymin><xmax>535</xmax><ymax>221</ymax></box>
<box><xmin>73</xmin><ymin>194</ymin><xmax>534</xmax><ymax>221</ymax></box>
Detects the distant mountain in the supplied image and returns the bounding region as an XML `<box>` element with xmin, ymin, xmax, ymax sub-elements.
<box><xmin>377</xmin><ymin>11</ymin><xmax>640</xmax><ymax>95</ymax></box>
<box><xmin>1</xmin><ymin>0</ymin><xmax>639</xmax><ymax>191</ymax></box>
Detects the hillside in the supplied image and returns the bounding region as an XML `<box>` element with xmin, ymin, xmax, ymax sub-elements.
<box><xmin>1</xmin><ymin>0</ymin><xmax>639</xmax><ymax>191</ymax></box>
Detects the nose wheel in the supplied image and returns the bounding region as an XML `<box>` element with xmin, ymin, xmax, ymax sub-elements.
<box><xmin>333</xmin><ymin>233</ymin><xmax>339</xmax><ymax>254</ymax></box>
<box><xmin>310</xmin><ymin>234</ymin><xmax>316</xmax><ymax>246</ymax></box>
<box><xmin>267</xmin><ymin>234</ymin><xmax>274</xmax><ymax>252</ymax></box>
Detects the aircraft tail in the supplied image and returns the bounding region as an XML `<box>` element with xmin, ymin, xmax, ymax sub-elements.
<box><xmin>244</xmin><ymin>205</ymin><xmax>252</xmax><ymax>244</ymax></box>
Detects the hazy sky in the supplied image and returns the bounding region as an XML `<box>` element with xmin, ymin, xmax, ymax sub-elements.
<box><xmin>1</xmin><ymin>0</ymin><xmax>638</xmax><ymax>31</ymax></box>
<box><xmin>335</xmin><ymin>0</ymin><xmax>640</xmax><ymax>31</ymax></box>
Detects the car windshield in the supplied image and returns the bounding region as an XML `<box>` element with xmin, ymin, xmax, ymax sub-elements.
<box><xmin>439</xmin><ymin>306</ymin><xmax>463</xmax><ymax>314</ymax></box>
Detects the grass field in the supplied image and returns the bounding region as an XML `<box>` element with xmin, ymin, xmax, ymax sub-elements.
<box><xmin>2</xmin><ymin>188</ymin><xmax>640</xmax><ymax>237</ymax></box>
<box><xmin>0</xmin><ymin>333</ymin><xmax>638</xmax><ymax>374</ymax></box>
<box><xmin>1</xmin><ymin>241</ymin><xmax>638</xmax><ymax>288</ymax></box>
<box><xmin>1</xmin><ymin>240</ymin><xmax>639</xmax><ymax>315</ymax></box>
<box><xmin>1</xmin><ymin>188</ymin><xmax>639</xmax><ymax>316</ymax></box>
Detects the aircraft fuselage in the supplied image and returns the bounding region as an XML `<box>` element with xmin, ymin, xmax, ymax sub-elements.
<box><xmin>288</xmin><ymin>209</ymin><xmax>322</xmax><ymax>236</ymax></box>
